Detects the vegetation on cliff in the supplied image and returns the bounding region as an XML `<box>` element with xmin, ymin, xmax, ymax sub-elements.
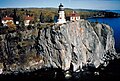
<box><xmin>0</xmin><ymin>8</ymin><xmax>119</xmax><ymax>26</ymax></box>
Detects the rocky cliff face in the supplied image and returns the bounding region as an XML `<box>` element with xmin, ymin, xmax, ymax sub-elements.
<box><xmin>0</xmin><ymin>20</ymin><xmax>117</xmax><ymax>74</ymax></box>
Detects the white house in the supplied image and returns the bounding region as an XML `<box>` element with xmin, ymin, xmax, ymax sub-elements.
<box><xmin>2</xmin><ymin>16</ymin><xmax>14</xmax><ymax>26</ymax></box>
<box><xmin>24</xmin><ymin>15</ymin><xmax>33</xmax><ymax>26</ymax></box>
<box><xmin>57</xmin><ymin>3</ymin><xmax>66</xmax><ymax>24</ymax></box>
<box><xmin>70</xmin><ymin>11</ymin><xmax>80</xmax><ymax>21</ymax></box>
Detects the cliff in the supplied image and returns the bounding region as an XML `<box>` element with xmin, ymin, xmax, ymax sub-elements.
<box><xmin>0</xmin><ymin>20</ymin><xmax>117</xmax><ymax>74</ymax></box>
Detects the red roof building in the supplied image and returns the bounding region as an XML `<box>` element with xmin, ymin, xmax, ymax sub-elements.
<box><xmin>70</xmin><ymin>11</ymin><xmax>80</xmax><ymax>21</ymax></box>
<box><xmin>1</xmin><ymin>16</ymin><xmax>14</xmax><ymax>26</ymax></box>
<box><xmin>25</xmin><ymin>15</ymin><xmax>33</xmax><ymax>20</ymax></box>
<box><xmin>24</xmin><ymin>15</ymin><xmax>34</xmax><ymax>26</ymax></box>
<box><xmin>2</xmin><ymin>16</ymin><xmax>13</xmax><ymax>20</ymax></box>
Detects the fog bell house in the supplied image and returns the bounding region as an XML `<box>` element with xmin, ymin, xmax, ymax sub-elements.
<box><xmin>70</xmin><ymin>11</ymin><xmax>80</xmax><ymax>21</ymax></box>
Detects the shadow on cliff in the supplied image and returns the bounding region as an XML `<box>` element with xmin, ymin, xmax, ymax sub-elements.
<box><xmin>75</xmin><ymin>58</ymin><xmax>120</xmax><ymax>81</ymax></box>
<box><xmin>0</xmin><ymin>58</ymin><xmax>120</xmax><ymax>81</ymax></box>
<box><xmin>0</xmin><ymin>68</ymin><xmax>65</xmax><ymax>81</ymax></box>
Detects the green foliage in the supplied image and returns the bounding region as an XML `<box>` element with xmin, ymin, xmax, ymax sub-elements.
<box><xmin>1</xmin><ymin>8</ymin><xmax>114</xmax><ymax>23</ymax></box>
<box><xmin>38</xmin><ymin>25</ymin><xmax>46</xmax><ymax>30</ymax></box>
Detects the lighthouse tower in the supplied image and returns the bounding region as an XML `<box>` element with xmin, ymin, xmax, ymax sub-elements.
<box><xmin>57</xmin><ymin>3</ymin><xmax>66</xmax><ymax>24</ymax></box>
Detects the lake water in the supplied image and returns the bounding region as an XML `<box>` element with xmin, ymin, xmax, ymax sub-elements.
<box><xmin>87</xmin><ymin>17</ymin><xmax>120</xmax><ymax>53</ymax></box>
<box><xmin>107</xmin><ymin>10</ymin><xmax>120</xmax><ymax>14</ymax></box>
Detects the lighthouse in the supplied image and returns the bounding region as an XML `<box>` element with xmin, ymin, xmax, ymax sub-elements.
<box><xmin>57</xmin><ymin>3</ymin><xmax>66</xmax><ymax>24</ymax></box>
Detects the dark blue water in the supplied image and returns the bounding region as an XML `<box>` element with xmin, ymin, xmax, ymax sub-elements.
<box><xmin>87</xmin><ymin>17</ymin><xmax>120</xmax><ymax>53</ymax></box>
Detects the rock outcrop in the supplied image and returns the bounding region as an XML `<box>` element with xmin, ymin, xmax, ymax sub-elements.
<box><xmin>0</xmin><ymin>20</ymin><xmax>117</xmax><ymax>74</ymax></box>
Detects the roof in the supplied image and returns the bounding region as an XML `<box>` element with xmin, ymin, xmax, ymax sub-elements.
<box><xmin>59</xmin><ymin>3</ymin><xmax>63</xmax><ymax>7</ymax></box>
<box><xmin>25</xmin><ymin>16</ymin><xmax>33</xmax><ymax>20</ymax></box>
<box><xmin>2</xmin><ymin>16</ymin><xmax>13</xmax><ymax>20</ymax></box>
<box><xmin>70</xmin><ymin>11</ymin><xmax>80</xmax><ymax>17</ymax></box>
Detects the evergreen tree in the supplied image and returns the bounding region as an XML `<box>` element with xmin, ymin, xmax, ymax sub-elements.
<box><xmin>13</xmin><ymin>9</ymin><xmax>17</xmax><ymax>24</ymax></box>
<box><xmin>39</xmin><ymin>12</ymin><xmax>44</xmax><ymax>23</ymax></box>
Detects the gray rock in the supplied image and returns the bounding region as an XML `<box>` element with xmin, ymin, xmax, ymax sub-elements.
<box><xmin>0</xmin><ymin>20</ymin><xmax>118</xmax><ymax>74</ymax></box>
<box><xmin>37</xmin><ymin>20</ymin><xmax>117</xmax><ymax>71</ymax></box>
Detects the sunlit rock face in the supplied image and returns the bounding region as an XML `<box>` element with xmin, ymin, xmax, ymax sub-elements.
<box><xmin>36</xmin><ymin>20</ymin><xmax>117</xmax><ymax>71</ymax></box>
<box><xmin>0</xmin><ymin>20</ymin><xmax>117</xmax><ymax>74</ymax></box>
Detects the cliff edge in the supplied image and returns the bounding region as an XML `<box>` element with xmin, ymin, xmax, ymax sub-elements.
<box><xmin>0</xmin><ymin>20</ymin><xmax>117</xmax><ymax>74</ymax></box>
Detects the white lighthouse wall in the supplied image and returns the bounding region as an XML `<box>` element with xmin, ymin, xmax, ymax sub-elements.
<box><xmin>57</xmin><ymin>11</ymin><xmax>66</xmax><ymax>24</ymax></box>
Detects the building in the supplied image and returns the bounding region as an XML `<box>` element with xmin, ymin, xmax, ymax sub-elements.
<box><xmin>2</xmin><ymin>16</ymin><xmax>14</xmax><ymax>26</ymax></box>
<box><xmin>24</xmin><ymin>15</ymin><xmax>34</xmax><ymax>26</ymax></box>
<box><xmin>57</xmin><ymin>3</ymin><xmax>66</xmax><ymax>24</ymax></box>
<box><xmin>70</xmin><ymin>11</ymin><xmax>80</xmax><ymax>21</ymax></box>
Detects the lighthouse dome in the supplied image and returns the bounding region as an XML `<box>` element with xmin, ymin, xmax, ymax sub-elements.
<box><xmin>59</xmin><ymin>3</ymin><xmax>64</xmax><ymax>11</ymax></box>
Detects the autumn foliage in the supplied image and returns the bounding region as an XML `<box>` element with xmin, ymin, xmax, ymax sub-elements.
<box><xmin>6</xmin><ymin>21</ymin><xmax>16</xmax><ymax>31</ymax></box>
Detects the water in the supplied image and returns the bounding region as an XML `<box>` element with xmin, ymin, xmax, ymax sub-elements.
<box><xmin>87</xmin><ymin>17</ymin><xmax>120</xmax><ymax>53</ymax></box>
<box><xmin>106</xmin><ymin>10</ymin><xmax>120</xmax><ymax>14</ymax></box>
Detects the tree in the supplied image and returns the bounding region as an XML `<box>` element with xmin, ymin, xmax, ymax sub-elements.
<box><xmin>39</xmin><ymin>12</ymin><xmax>44</xmax><ymax>23</ymax></box>
<box><xmin>26</xmin><ymin>9</ymin><xmax>29</xmax><ymax>15</ymax></box>
<box><xmin>0</xmin><ymin>12</ymin><xmax>2</xmax><ymax>26</ymax></box>
<box><xmin>6</xmin><ymin>21</ymin><xmax>16</xmax><ymax>31</ymax></box>
<box><xmin>13</xmin><ymin>9</ymin><xmax>17</xmax><ymax>24</ymax></box>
